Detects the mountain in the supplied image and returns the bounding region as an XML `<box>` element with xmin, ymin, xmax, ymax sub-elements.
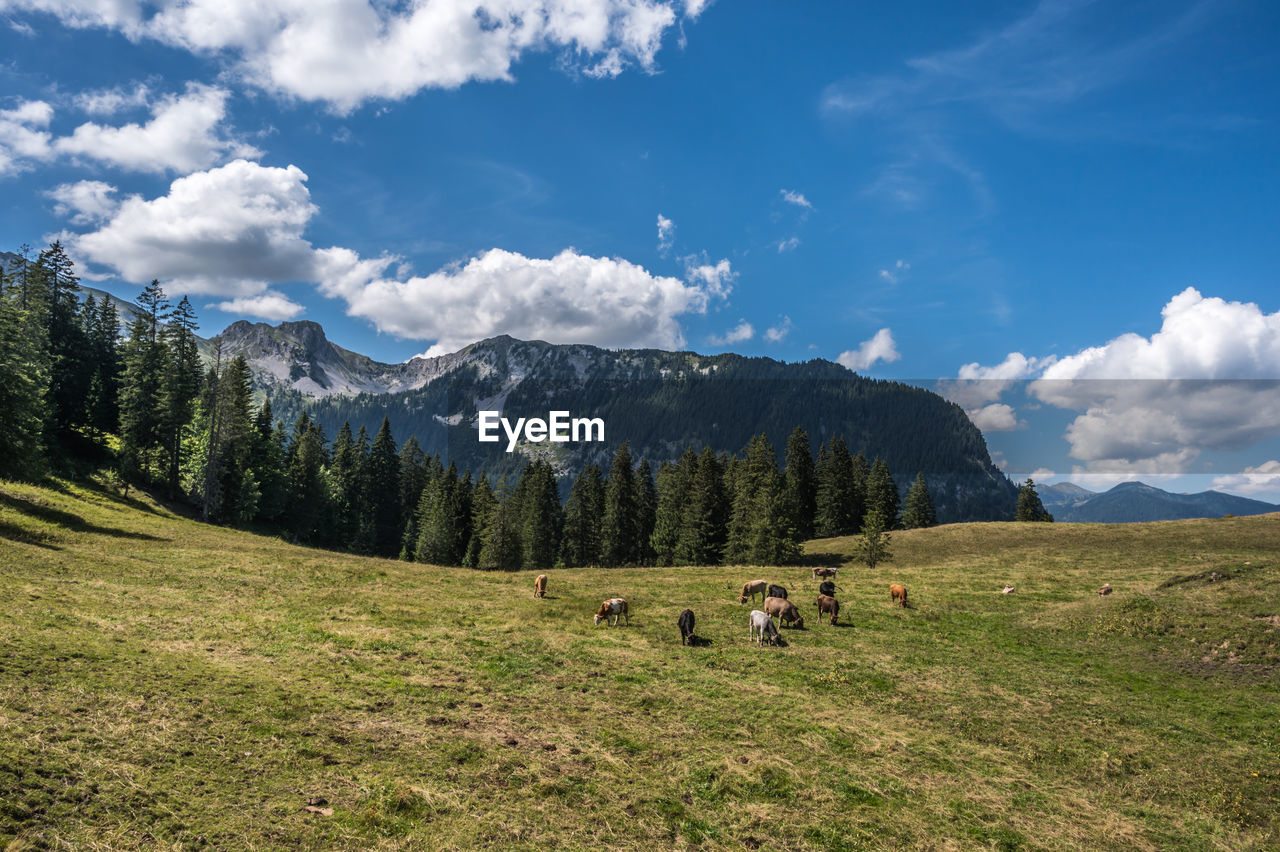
<box><xmin>1039</xmin><ymin>481</ymin><xmax>1277</xmax><ymax>523</ymax></box>
<box><xmin>205</xmin><ymin>321</ymin><xmax>1017</xmax><ymax>523</ymax></box>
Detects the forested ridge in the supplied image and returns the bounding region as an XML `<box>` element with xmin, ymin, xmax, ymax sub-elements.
<box><xmin>2</xmin><ymin>242</ymin><xmax>1015</xmax><ymax>567</ymax></box>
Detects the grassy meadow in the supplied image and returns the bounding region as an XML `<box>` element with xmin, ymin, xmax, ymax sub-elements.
<box><xmin>1</xmin><ymin>477</ymin><xmax>1278</xmax><ymax>850</ymax></box>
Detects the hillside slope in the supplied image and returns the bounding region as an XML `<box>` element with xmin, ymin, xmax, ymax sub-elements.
<box><xmin>3</xmin><ymin>480</ymin><xmax>1278</xmax><ymax>849</ymax></box>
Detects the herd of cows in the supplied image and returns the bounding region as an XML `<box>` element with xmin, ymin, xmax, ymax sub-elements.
<box><xmin>530</xmin><ymin>566</ymin><xmax>911</xmax><ymax>647</ymax></box>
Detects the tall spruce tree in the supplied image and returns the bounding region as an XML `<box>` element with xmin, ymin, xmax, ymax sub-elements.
<box><xmin>84</xmin><ymin>294</ymin><xmax>122</xmax><ymax>439</ymax></box>
<box><xmin>856</xmin><ymin>505</ymin><xmax>893</xmax><ymax>569</ymax></box>
<box><xmin>902</xmin><ymin>472</ymin><xmax>937</xmax><ymax>529</ymax></box>
<box><xmin>634</xmin><ymin>459</ymin><xmax>657</xmax><ymax>566</ymax></box>
<box><xmin>118</xmin><ymin>280</ymin><xmax>169</xmax><ymax>484</ymax></box>
<box><xmin>865</xmin><ymin>457</ymin><xmax>901</xmax><ymax>530</ymax></box>
<box><xmin>0</xmin><ymin>264</ymin><xmax>49</xmax><ymax>479</ymax></box>
<box><xmin>365</xmin><ymin>417</ymin><xmax>401</xmax><ymax>556</ymax></box>
<box><xmin>479</xmin><ymin>475</ymin><xmax>522</xmax><ymax>570</ymax></box>
<box><xmin>725</xmin><ymin>434</ymin><xmax>778</xmax><ymax>563</ymax></box>
<box><xmin>465</xmin><ymin>475</ymin><xmax>497</xmax><ymax>568</ymax></box>
<box><xmin>160</xmin><ymin>296</ymin><xmax>202</xmax><ymax>497</ymax></box>
<box><xmin>283</xmin><ymin>413</ymin><xmax>331</xmax><ymax>542</ymax></box>
<box><xmin>815</xmin><ymin>437</ymin><xmax>858</xmax><ymax>536</ymax></box>
<box><xmin>601</xmin><ymin>442</ymin><xmax>638</xmax><ymax>566</ymax></box>
<box><xmin>677</xmin><ymin>447</ymin><xmax>728</xmax><ymax>565</ymax></box>
<box><xmin>783</xmin><ymin>426</ymin><xmax>817</xmax><ymax>541</ymax></box>
<box><xmin>521</xmin><ymin>461</ymin><xmax>563</xmax><ymax>570</ymax></box>
<box><xmin>651</xmin><ymin>451</ymin><xmax>695</xmax><ymax>565</ymax></box>
<box><xmin>36</xmin><ymin>241</ymin><xmax>91</xmax><ymax>445</ymax></box>
<box><xmin>560</xmin><ymin>463</ymin><xmax>605</xmax><ymax>567</ymax></box>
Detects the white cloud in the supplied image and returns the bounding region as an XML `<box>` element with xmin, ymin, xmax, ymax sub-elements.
<box><xmin>1026</xmin><ymin>288</ymin><xmax>1280</xmax><ymax>470</ymax></box>
<box><xmin>321</xmin><ymin>247</ymin><xmax>723</xmax><ymax>357</ymax></box>
<box><xmin>0</xmin><ymin>99</ymin><xmax>54</xmax><ymax>174</ymax></box>
<box><xmin>878</xmin><ymin>258</ymin><xmax>910</xmax><ymax>284</ymax></box>
<box><xmin>1212</xmin><ymin>461</ymin><xmax>1280</xmax><ymax>500</ymax></box>
<box><xmin>764</xmin><ymin>315</ymin><xmax>792</xmax><ymax>343</ymax></box>
<box><xmin>656</xmin><ymin>213</ymin><xmax>674</xmax><ymax>255</ymax></box>
<box><xmin>684</xmin><ymin>0</ymin><xmax>711</xmax><ymax>19</ymax></box>
<box><xmin>46</xmin><ymin>180</ymin><xmax>119</xmax><ymax>224</ymax></box>
<box><xmin>73</xmin><ymin>83</ymin><xmax>151</xmax><ymax>115</ymax></box>
<box><xmin>683</xmin><ymin>257</ymin><xmax>735</xmax><ymax>299</ymax></box>
<box><xmin>68</xmin><ymin>159</ymin><xmax>318</xmax><ymax>299</ymax></box>
<box><xmin>938</xmin><ymin>350</ymin><xmax>1058</xmax><ymax>408</ymax></box>
<box><xmin>6</xmin><ymin>0</ymin><xmax>691</xmax><ymax>112</ymax></box>
<box><xmin>776</xmin><ymin>236</ymin><xmax>800</xmax><ymax>253</ymax></box>
<box><xmin>967</xmin><ymin>402</ymin><xmax>1022</xmax><ymax>432</ymax></box>
<box><xmin>708</xmin><ymin>320</ymin><xmax>754</xmax><ymax>347</ymax></box>
<box><xmin>212</xmin><ymin>292</ymin><xmax>303</xmax><ymax>321</ymax></box>
<box><xmin>780</xmin><ymin>188</ymin><xmax>812</xmax><ymax>209</ymax></box>
<box><xmin>837</xmin><ymin>328</ymin><xmax>900</xmax><ymax>372</ymax></box>
<box><xmin>54</xmin><ymin>84</ymin><xmax>260</xmax><ymax>174</ymax></box>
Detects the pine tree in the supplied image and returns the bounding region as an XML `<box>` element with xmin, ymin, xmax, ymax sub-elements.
<box><xmin>601</xmin><ymin>442</ymin><xmax>638</xmax><ymax>566</ymax></box>
<box><xmin>36</xmin><ymin>241</ymin><xmax>91</xmax><ymax>445</ymax></box>
<box><xmin>397</xmin><ymin>435</ymin><xmax>427</xmax><ymax>549</ymax></box>
<box><xmin>521</xmin><ymin>461</ymin><xmax>562</xmax><ymax>570</ymax></box>
<box><xmin>283</xmin><ymin>413</ymin><xmax>331</xmax><ymax>542</ymax></box>
<box><xmin>634</xmin><ymin>459</ymin><xmax>657</xmax><ymax>565</ymax></box>
<box><xmin>84</xmin><ymin>294</ymin><xmax>122</xmax><ymax>438</ymax></box>
<box><xmin>416</xmin><ymin>461</ymin><xmax>466</xmax><ymax>565</ymax></box>
<box><xmin>249</xmin><ymin>401</ymin><xmax>288</xmax><ymax>522</ymax></box>
<box><xmin>725</xmin><ymin>434</ymin><xmax>777</xmax><ymax>563</ymax></box>
<box><xmin>160</xmin><ymin>296</ymin><xmax>202</xmax><ymax>497</ymax></box>
<box><xmin>902</xmin><ymin>472</ymin><xmax>937</xmax><ymax>529</ymax></box>
<box><xmin>329</xmin><ymin>422</ymin><xmax>363</xmax><ymax>547</ymax></box>
<box><xmin>815</xmin><ymin>437</ymin><xmax>858</xmax><ymax>536</ymax></box>
<box><xmin>365</xmin><ymin>417</ymin><xmax>401</xmax><ymax>556</ymax></box>
<box><xmin>865</xmin><ymin>458</ymin><xmax>901</xmax><ymax>530</ymax></box>
<box><xmin>0</xmin><ymin>264</ymin><xmax>49</xmax><ymax>479</ymax></box>
<box><xmin>748</xmin><ymin>463</ymin><xmax>801</xmax><ymax>565</ymax></box>
<box><xmin>856</xmin><ymin>505</ymin><xmax>893</xmax><ymax>569</ymax></box>
<box><xmin>650</xmin><ymin>451</ymin><xmax>695</xmax><ymax>565</ymax></box>
<box><xmin>1015</xmin><ymin>478</ymin><xmax>1053</xmax><ymax>522</ymax></box>
<box><xmin>783</xmin><ymin>426</ymin><xmax>817</xmax><ymax>541</ymax></box>
<box><xmin>118</xmin><ymin>280</ymin><xmax>169</xmax><ymax>484</ymax></box>
<box><xmin>560</xmin><ymin>463</ymin><xmax>604</xmax><ymax>567</ymax></box>
<box><xmin>478</xmin><ymin>475</ymin><xmax>522</xmax><ymax>570</ymax></box>
<box><xmin>465</xmin><ymin>475</ymin><xmax>497</xmax><ymax>568</ymax></box>
<box><xmin>677</xmin><ymin>447</ymin><xmax>728</xmax><ymax>565</ymax></box>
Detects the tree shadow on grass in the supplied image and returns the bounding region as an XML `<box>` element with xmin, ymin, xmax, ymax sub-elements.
<box><xmin>0</xmin><ymin>519</ymin><xmax>61</xmax><ymax>550</ymax></box>
<box><xmin>0</xmin><ymin>492</ymin><xmax>166</xmax><ymax>542</ymax></box>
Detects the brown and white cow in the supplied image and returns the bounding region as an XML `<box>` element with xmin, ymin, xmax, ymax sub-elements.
<box><xmin>1098</xmin><ymin>583</ymin><xmax>1113</xmax><ymax>596</ymax></box>
<box><xmin>534</xmin><ymin>574</ymin><xmax>548</xmax><ymax>599</ymax></box>
<box><xmin>812</xmin><ymin>567</ymin><xmax>838</xmax><ymax>579</ymax></box>
<box><xmin>816</xmin><ymin>594</ymin><xmax>840</xmax><ymax>625</ymax></box>
<box><xmin>890</xmin><ymin>583</ymin><xmax>907</xmax><ymax>607</ymax></box>
<box><xmin>739</xmin><ymin>579</ymin><xmax>769</xmax><ymax>605</ymax></box>
<box><xmin>593</xmin><ymin>598</ymin><xmax>629</xmax><ymax>626</ymax></box>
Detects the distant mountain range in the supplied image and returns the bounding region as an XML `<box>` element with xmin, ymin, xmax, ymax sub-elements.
<box><xmin>204</xmin><ymin>320</ymin><xmax>1018</xmax><ymax>523</ymax></box>
<box><xmin>1038</xmin><ymin>481</ymin><xmax>1278</xmax><ymax>523</ymax></box>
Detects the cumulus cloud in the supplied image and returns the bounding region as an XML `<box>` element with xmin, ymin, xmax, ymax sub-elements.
<box><xmin>0</xmin><ymin>99</ymin><xmax>54</xmax><ymax>174</ymax></box>
<box><xmin>1212</xmin><ymin>461</ymin><xmax>1280</xmax><ymax>500</ymax></box>
<box><xmin>780</xmin><ymin>188</ymin><xmax>812</xmax><ymax>209</ymax></box>
<box><xmin>764</xmin><ymin>315</ymin><xmax>792</xmax><ymax>343</ymax></box>
<box><xmin>54</xmin><ymin>84</ymin><xmax>260</xmax><ymax>173</ymax></box>
<box><xmin>967</xmin><ymin>402</ymin><xmax>1022</xmax><ymax>432</ymax></box>
<box><xmin>73</xmin><ymin>83</ymin><xmax>152</xmax><ymax>115</ymax></box>
<box><xmin>6</xmin><ymin>0</ymin><xmax>691</xmax><ymax>112</ymax></box>
<box><xmin>320</xmin><ymin>247</ymin><xmax>723</xmax><ymax>357</ymax></box>
<box><xmin>837</xmin><ymin>328</ymin><xmax>900</xmax><ymax>372</ymax></box>
<box><xmin>682</xmin><ymin>257</ymin><xmax>735</xmax><ymax>299</ymax></box>
<box><xmin>46</xmin><ymin>180</ymin><xmax>119</xmax><ymax>224</ymax></box>
<box><xmin>1</xmin><ymin>86</ymin><xmax>257</xmax><ymax>176</ymax></box>
<box><xmin>708</xmin><ymin>320</ymin><xmax>754</xmax><ymax>347</ymax></box>
<box><xmin>212</xmin><ymin>293</ymin><xmax>304</xmax><ymax>321</ymax></box>
<box><xmin>68</xmin><ymin>159</ymin><xmax>318</xmax><ymax>299</ymax></box>
<box><xmin>656</xmin><ymin>213</ymin><xmax>674</xmax><ymax>255</ymax></box>
<box><xmin>938</xmin><ymin>350</ymin><xmax>1058</xmax><ymax>409</ymax></box>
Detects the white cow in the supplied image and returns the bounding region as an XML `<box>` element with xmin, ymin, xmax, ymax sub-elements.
<box><xmin>749</xmin><ymin>610</ymin><xmax>780</xmax><ymax>646</ymax></box>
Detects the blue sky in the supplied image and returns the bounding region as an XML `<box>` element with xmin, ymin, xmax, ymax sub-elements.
<box><xmin>2</xmin><ymin>0</ymin><xmax>1279</xmax><ymax>499</ymax></box>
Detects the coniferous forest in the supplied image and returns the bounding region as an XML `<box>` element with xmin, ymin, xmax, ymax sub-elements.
<box><xmin>2</xmin><ymin>242</ymin><xmax>962</xmax><ymax>569</ymax></box>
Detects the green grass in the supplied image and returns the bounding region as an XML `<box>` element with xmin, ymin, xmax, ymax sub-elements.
<box><xmin>2</xmin><ymin>477</ymin><xmax>1278</xmax><ymax>850</ymax></box>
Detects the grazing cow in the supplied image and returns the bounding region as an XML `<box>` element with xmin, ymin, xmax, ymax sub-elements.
<box><xmin>533</xmin><ymin>574</ymin><xmax>548</xmax><ymax>599</ymax></box>
<box><xmin>749</xmin><ymin>610</ymin><xmax>780</xmax><ymax>646</ymax></box>
<box><xmin>767</xmin><ymin>583</ymin><xmax>788</xmax><ymax>600</ymax></box>
<box><xmin>1098</xmin><ymin>583</ymin><xmax>1112</xmax><ymax>596</ymax></box>
<box><xmin>812</xmin><ymin>567</ymin><xmax>838</xmax><ymax>579</ymax></box>
<box><xmin>1001</xmin><ymin>585</ymin><xmax>1016</xmax><ymax>595</ymax></box>
<box><xmin>678</xmin><ymin>609</ymin><xmax>696</xmax><ymax>645</ymax></box>
<box><xmin>816</xmin><ymin>594</ymin><xmax>840</xmax><ymax>625</ymax></box>
<box><xmin>593</xmin><ymin>598</ymin><xmax>629</xmax><ymax>626</ymax></box>
<box><xmin>739</xmin><ymin>579</ymin><xmax>769</xmax><ymax>605</ymax></box>
<box><xmin>763</xmin><ymin>595</ymin><xmax>805</xmax><ymax>629</ymax></box>
<box><xmin>890</xmin><ymin>583</ymin><xmax>907</xmax><ymax>607</ymax></box>
<box><xmin>818</xmin><ymin>580</ymin><xmax>836</xmax><ymax>597</ymax></box>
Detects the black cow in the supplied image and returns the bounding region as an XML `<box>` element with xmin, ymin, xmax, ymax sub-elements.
<box><xmin>678</xmin><ymin>609</ymin><xmax>696</xmax><ymax>646</ymax></box>
<box><xmin>818</xmin><ymin>580</ymin><xmax>836</xmax><ymax>597</ymax></box>
<box><xmin>767</xmin><ymin>583</ymin><xmax>788</xmax><ymax>600</ymax></box>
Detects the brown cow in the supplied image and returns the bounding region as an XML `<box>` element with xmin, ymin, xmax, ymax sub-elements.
<box><xmin>812</xmin><ymin>567</ymin><xmax>838</xmax><ymax>579</ymax></box>
<box><xmin>890</xmin><ymin>583</ymin><xmax>907</xmax><ymax>607</ymax></box>
<box><xmin>1098</xmin><ymin>583</ymin><xmax>1112</xmax><ymax>596</ymax></box>
<box><xmin>816</xmin><ymin>594</ymin><xmax>840</xmax><ymax>625</ymax></box>
<box><xmin>534</xmin><ymin>574</ymin><xmax>548</xmax><ymax>599</ymax></box>
<box><xmin>739</xmin><ymin>579</ymin><xmax>768</xmax><ymax>605</ymax></box>
<box><xmin>763</xmin><ymin>595</ymin><xmax>805</xmax><ymax>629</ymax></box>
